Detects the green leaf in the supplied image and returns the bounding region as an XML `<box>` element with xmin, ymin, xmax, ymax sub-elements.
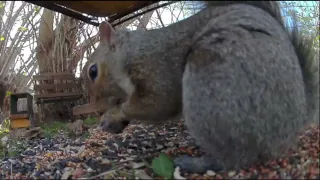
<box><xmin>22</xmin><ymin>72</ymin><xmax>27</xmax><ymax>76</ymax></box>
<box><xmin>6</xmin><ymin>91</ymin><xmax>12</xmax><ymax>97</ymax></box>
<box><xmin>130</xmin><ymin>169</ymin><xmax>136</xmax><ymax>179</ymax></box>
<box><xmin>152</xmin><ymin>153</ymin><xmax>174</xmax><ymax>179</ymax></box>
<box><xmin>18</xmin><ymin>26</ymin><xmax>28</xmax><ymax>32</ymax></box>
<box><xmin>0</xmin><ymin>2</ymin><xmax>4</xmax><ymax>8</ymax></box>
<box><xmin>34</xmin><ymin>7</ymin><xmax>40</xmax><ymax>13</ymax></box>
<box><xmin>0</xmin><ymin>36</ymin><xmax>5</xmax><ymax>41</ymax></box>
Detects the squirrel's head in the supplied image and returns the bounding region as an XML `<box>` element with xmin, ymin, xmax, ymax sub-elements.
<box><xmin>87</xmin><ymin>21</ymin><xmax>119</xmax><ymax>84</ymax></box>
<box><xmin>87</xmin><ymin>21</ymin><xmax>131</xmax><ymax>88</ymax></box>
<box><xmin>86</xmin><ymin>60</ymin><xmax>127</xmax><ymax>105</ymax></box>
<box><xmin>87</xmin><ymin>21</ymin><xmax>135</xmax><ymax>104</ymax></box>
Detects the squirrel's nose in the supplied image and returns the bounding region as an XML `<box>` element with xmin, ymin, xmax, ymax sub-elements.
<box><xmin>88</xmin><ymin>64</ymin><xmax>98</xmax><ymax>81</ymax></box>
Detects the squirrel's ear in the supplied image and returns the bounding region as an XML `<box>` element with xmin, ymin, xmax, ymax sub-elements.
<box><xmin>99</xmin><ymin>21</ymin><xmax>115</xmax><ymax>44</ymax></box>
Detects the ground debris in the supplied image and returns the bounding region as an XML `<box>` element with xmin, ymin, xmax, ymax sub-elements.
<box><xmin>0</xmin><ymin>120</ymin><xmax>319</xmax><ymax>179</ymax></box>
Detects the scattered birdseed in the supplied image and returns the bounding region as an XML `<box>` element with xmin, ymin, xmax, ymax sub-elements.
<box><xmin>0</xmin><ymin>120</ymin><xmax>318</xmax><ymax>179</ymax></box>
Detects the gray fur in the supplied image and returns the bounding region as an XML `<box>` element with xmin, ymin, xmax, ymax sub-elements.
<box><xmin>182</xmin><ymin>4</ymin><xmax>307</xmax><ymax>170</ymax></box>
<box><xmin>90</xmin><ymin>1</ymin><xmax>319</xmax><ymax>172</ymax></box>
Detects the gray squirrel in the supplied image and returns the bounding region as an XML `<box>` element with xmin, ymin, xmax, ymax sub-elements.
<box><xmin>87</xmin><ymin>1</ymin><xmax>319</xmax><ymax>173</ymax></box>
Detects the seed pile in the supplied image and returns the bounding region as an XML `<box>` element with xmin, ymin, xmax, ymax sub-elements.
<box><xmin>0</xmin><ymin>120</ymin><xmax>319</xmax><ymax>179</ymax></box>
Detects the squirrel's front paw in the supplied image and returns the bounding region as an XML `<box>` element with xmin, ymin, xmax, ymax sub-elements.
<box><xmin>119</xmin><ymin>100</ymin><xmax>132</xmax><ymax>117</ymax></box>
<box><xmin>99</xmin><ymin>108</ymin><xmax>130</xmax><ymax>134</ymax></box>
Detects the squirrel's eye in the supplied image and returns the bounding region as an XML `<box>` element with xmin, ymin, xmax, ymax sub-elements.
<box><xmin>88</xmin><ymin>64</ymin><xmax>98</xmax><ymax>81</ymax></box>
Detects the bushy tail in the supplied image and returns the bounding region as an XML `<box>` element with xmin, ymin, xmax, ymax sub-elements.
<box><xmin>287</xmin><ymin>13</ymin><xmax>319</xmax><ymax>124</ymax></box>
<box><xmin>204</xmin><ymin>1</ymin><xmax>319</xmax><ymax>123</ymax></box>
<box><xmin>205</xmin><ymin>1</ymin><xmax>285</xmax><ymax>27</ymax></box>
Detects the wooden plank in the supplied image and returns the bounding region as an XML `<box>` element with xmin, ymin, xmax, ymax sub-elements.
<box><xmin>52</xmin><ymin>1</ymin><xmax>156</xmax><ymax>17</ymax></box>
<box><xmin>73</xmin><ymin>104</ymin><xmax>98</xmax><ymax>115</ymax></box>
<box><xmin>34</xmin><ymin>83</ymin><xmax>80</xmax><ymax>91</ymax></box>
<box><xmin>72</xmin><ymin>105</ymin><xmax>106</xmax><ymax>115</ymax></box>
<box><xmin>11</xmin><ymin>118</ymin><xmax>31</xmax><ymax>129</ymax></box>
<box><xmin>11</xmin><ymin>92</ymin><xmax>31</xmax><ymax>99</ymax></box>
<box><xmin>25</xmin><ymin>1</ymin><xmax>99</xmax><ymax>26</ymax></box>
<box><xmin>34</xmin><ymin>92</ymin><xmax>83</xmax><ymax>100</ymax></box>
<box><xmin>33</xmin><ymin>73</ymin><xmax>75</xmax><ymax>81</ymax></box>
<box><xmin>35</xmin><ymin>72</ymin><xmax>74</xmax><ymax>77</ymax></box>
<box><xmin>33</xmin><ymin>76</ymin><xmax>76</xmax><ymax>81</ymax></box>
<box><xmin>35</xmin><ymin>96</ymin><xmax>81</xmax><ymax>104</ymax></box>
<box><xmin>10</xmin><ymin>113</ymin><xmax>29</xmax><ymax>120</ymax></box>
<box><xmin>72</xmin><ymin>101</ymin><xmax>107</xmax><ymax>115</ymax></box>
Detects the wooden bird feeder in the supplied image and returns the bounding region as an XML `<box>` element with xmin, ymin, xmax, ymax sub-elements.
<box><xmin>24</xmin><ymin>1</ymin><xmax>172</xmax><ymax>27</ymax></box>
<box><xmin>9</xmin><ymin>93</ymin><xmax>34</xmax><ymax>129</ymax></box>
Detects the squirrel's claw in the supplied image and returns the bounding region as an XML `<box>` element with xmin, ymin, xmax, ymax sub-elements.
<box><xmin>174</xmin><ymin>155</ymin><xmax>224</xmax><ymax>174</ymax></box>
<box><xmin>99</xmin><ymin>119</ymin><xmax>129</xmax><ymax>134</ymax></box>
<box><xmin>99</xmin><ymin>108</ymin><xmax>130</xmax><ymax>134</ymax></box>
